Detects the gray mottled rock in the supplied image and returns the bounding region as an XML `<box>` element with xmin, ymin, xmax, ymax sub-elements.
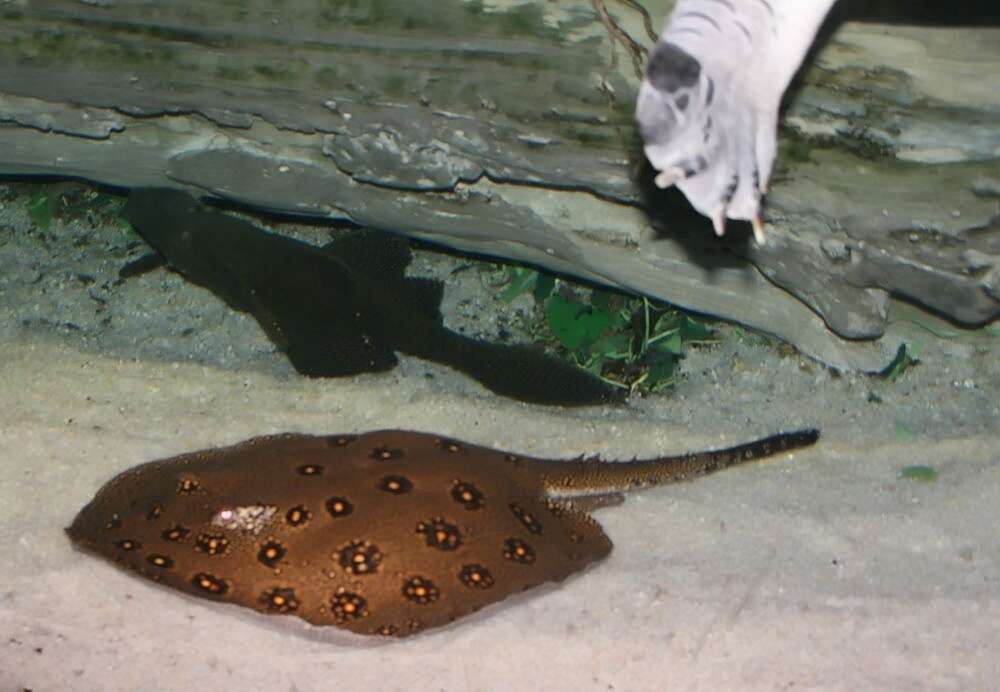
<box><xmin>0</xmin><ymin>0</ymin><xmax>996</xmax><ymax>371</ymax></box>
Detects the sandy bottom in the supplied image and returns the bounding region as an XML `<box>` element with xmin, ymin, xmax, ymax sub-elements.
<box><xmin>1</xmin><ymin>183</ymin><xmax>998</xmax><ymax>690</ymax></box>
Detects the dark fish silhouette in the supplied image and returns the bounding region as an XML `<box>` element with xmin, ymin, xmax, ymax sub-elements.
<box><xmin>67</xmin><ymin>427</ymin><xmax>819</xmax><ymax>638</ymax></box>
<box><xmin>122</xmin><ymin>189</ymin><xmax>623</xmax><ymax>406</ymax></box>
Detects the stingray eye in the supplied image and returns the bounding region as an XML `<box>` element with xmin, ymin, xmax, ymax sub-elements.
<box><xmin>210</xmin><ymin>504</ymin><xmax>278</xmax><ymax>534</ymax></box>
<box><xmin>295</xmin><ymin>463</ymin><xmax>324</xmax><ymax>476</ymax></box>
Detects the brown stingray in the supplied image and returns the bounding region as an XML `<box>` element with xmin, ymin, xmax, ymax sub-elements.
<box><xmin>66</xmin><ymin>428</ymin><xmax>818</xmax><ymax>638</ymax></box>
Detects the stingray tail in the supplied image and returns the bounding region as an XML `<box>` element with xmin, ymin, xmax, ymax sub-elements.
<box><xmin>537</xmin><ymin>428</ymin><xmax>820</xmax><ymax>497</ymax></box>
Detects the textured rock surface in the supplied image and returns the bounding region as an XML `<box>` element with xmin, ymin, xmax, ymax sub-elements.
<box><xmin>0</xmin><ymin>0</ymin><xmax>997</xmax><ymax>369</ymax></box>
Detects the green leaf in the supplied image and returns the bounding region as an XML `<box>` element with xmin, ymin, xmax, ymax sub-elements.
<box><xmin>590</xmin><ymin>333</ymin><xmax>632</xmax><ymax>360</ymax></box>
<box><xmin>653</xmin><ymin>329</ymin><xmax>683</xmax><ymax>356</ymax></box>
<box><xmin>895</xmin><ymin>419</ymin><xmax>914</xmax><ymax>441</ymax></box>
<box><xmin>532</xmin><ymin>273</ymin><xmax>555</xmax><ymax>302</ymax></box>
<box><xmin>580</xmin><ymin>352</ymin><xmax>608</xmax><ymax>375</ymax></box>
<box><xmin>645</xmin><ymin>357</ymin><xmax>678</xmax><ymax>390</ymax></box>
<box><xmin>881</xmin><ymin>343</ymin><xmax>920</xmax><ymax>382</ymax></box>
<box><xmin>27</xmin><ymin>192</ymin><xmax>55</xmax><ymax>230</ymax></box>
<box><xmin>898</xmin><ymin>465</ymin><xmax>938</xmax><ymax>482</ymax></box>
<box><xmin>499</xmin><ymin>267</ymin><xmax>538</xmax><ymax>303</ymax></box>
<box><xmin>545</xmin><ymin>294</ymin><xmax>613</xmax><ymax>350</ymax></box>
<box><xmin>653</xmin><ymin>311</ymin><xmax>680</xmax><ymax>335</ymax></box>
<box><xmin>591</xmin><ymin>289</ymin><xmax>616</xmax><ymax>313</ymax></box>
<box><xmin>680</xmin><ymin>316</ymin><xmax>715</xmax><ymax>342</ymax></box>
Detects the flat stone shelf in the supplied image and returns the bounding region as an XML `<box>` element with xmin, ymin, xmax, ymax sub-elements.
<box><xmin>1</xmin><ymin>0</ymin><xmax>997</xmax><ymax>370</ymax></box>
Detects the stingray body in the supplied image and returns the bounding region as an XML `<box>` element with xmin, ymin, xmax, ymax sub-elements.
<box><xmin>67</xmin><ymin>428</ymin><xmax>818</xmax><ymax>638</ymax></box>
<box><xmin>122</xmin><ymin>189</ymin><xmax>621</xmax><ymax>407</ymax></box>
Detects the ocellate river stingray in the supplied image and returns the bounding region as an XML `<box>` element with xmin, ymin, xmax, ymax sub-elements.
<box><xmin>67</xmin><ymin>428</ymin><xmax>818</xmax><ymax>638</ymax></box>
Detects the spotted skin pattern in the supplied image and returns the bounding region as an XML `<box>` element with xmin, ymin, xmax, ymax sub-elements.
<box><xmin>67</xmin><ymin>428</ymin><xmax>818</xmax><ymax>637</ymax></box>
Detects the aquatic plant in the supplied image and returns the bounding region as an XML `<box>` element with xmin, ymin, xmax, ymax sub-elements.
<box><xmin>500</xmin><ymin>267</ymin><xmax>717</xmax><ymax>394</ymax></box>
